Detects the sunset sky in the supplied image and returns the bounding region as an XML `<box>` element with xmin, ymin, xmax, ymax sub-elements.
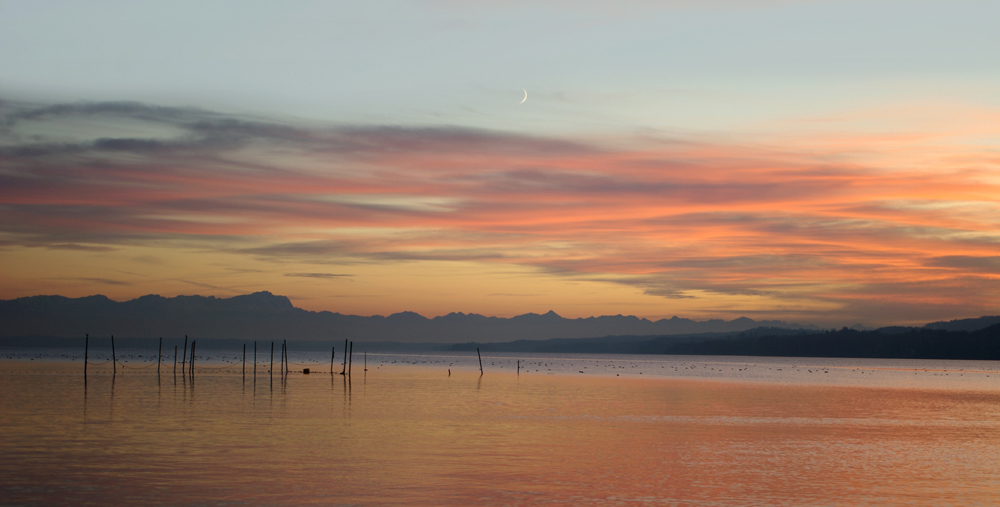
<box><xmin>1</xmin><ymin>0</ymin><xmax>998</xmax><ymax>326</ymax></box>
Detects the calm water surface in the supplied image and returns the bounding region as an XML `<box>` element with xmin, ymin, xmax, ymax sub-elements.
<box><xmin>2</xmin><ymin>352</ymin><xmax>999</xmax><ymax>506</ymax></box>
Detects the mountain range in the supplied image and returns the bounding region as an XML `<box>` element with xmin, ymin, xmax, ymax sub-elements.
<box><xmin>1</xmin><ymin>291</ymin><xmax>820</xmax><ymax>343</ymax></box>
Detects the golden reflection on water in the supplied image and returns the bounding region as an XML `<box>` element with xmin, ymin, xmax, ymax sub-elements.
<box><xmin>2</xmin><ymin>361</ymin><xmax>1000</xmax><ymax>506</ymax></box>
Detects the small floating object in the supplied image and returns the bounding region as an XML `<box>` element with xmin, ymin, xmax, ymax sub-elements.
<box><xmin>303</xmin><ymin>368</ymin><xmax>310</xmax><ymax>374</ymax></box>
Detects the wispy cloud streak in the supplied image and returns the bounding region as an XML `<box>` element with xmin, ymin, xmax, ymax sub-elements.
<box><xmin>1</xmin><ymin>100</ymin><xmax>998</xmax><ymax>323</ymax></box>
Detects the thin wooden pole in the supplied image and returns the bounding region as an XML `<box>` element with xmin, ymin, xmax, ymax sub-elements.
<box><xmin>111</xmin><ymin>335</ymin><xmax>117</xmax><ymax>375</ymax></box>
<box><xmin>182</xmin><ymin>335</ymin><xmax>188</xmax><ymax>373</ymax></box>
<box><xmin>174</xmin><ymin>346</ymin><xmax>177</xmax><ymax>374</ymax></box>
<box><xmin>253</xmin><ymin>341</ymin><xmax>257</xmax><ymax>379</ymax></box>
<box><xmin>364</xmin><ymin>351</ymin><xmax>367</xmax><ymax>372</ymax></box>
<box><xmin>348</xmin><ymin>341</ymin><xmax>353</xmax><ymax>376</ymax></box>
<box><xmin>190</xmin><ymin>341</ymin><xmax>196</xmax><ymax>376</ymax></box>
<box><xmin>283</xmin><ymin>339</ymin><xmax>288</xmax><ymax>372</ymax></box>
<box><xmin>243</xmin><ymin>344</ymin><xmax>246</xmax><ymax>380</ymax></box>
<box><xmin>517</xmin><ymin>359</ymin><xmax>520</xmax><ymax>375</ymax></box>
<box><xmin>271</xmin><ymin>341</ymin><xmax>275</xmax><ymax>375</ymax></box>
<box><xmin>157</xmin><ymin>337</ymin><xmax>162</xmax><ymax>376</ymax></box>
<box><xmin>330</xmin><ymin>346</ymin><xmax>335</xmax><ymax>375</ymax></box>
<box><xmin>477</xmin><ymin>347</ymin><xmax>483</xmax><ymax>375</ymax></box>
<box><xmin>341</xmin><ymin>339</ymin><xmax>348</xmax><ymax>375</ymax></box>
<box><xmin>84</xmin><ymin>333</ymin><xmax>89</xmax><ymax>377</ymax></box>
<box><xmin>280</xmin><ymin>342</ymin><xmax>285</xmax><ymax>375</ymax></box>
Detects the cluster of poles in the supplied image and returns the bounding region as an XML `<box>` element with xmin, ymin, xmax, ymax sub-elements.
<box><xmin>238</xmin><ymin>339</ymin><xmax>362</xmax><ymax>380</ymax></box>
<box><xmin>81</xmin><ymin>336</ymin><xmax>497</xmax><ymax>379</ymax></box>
<box><xmin>83</xmin><ymin>333</ymin><xmax>200</xmax><ymax>378</ymax></box>
<box><xmin>240</xmin><ymin>339</ymin><xmax>292</xmax><ymax>381</ymax></box>
<box><xmin>83</xmin><ymin>334</ymin><xmax>363</xmax><ymax>379</ymax></box>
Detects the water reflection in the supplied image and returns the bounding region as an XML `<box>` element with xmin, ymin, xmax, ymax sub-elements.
<box><xmin>2</xmin><ymin>360</ymin><xmax>1000</xmax><ymax>506</ymax></box>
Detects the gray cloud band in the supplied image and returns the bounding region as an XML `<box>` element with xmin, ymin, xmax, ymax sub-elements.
<box><xmin>2</xmin><ymin>99</ymin><xmax>998</xmax><ymax>319</ymax></box>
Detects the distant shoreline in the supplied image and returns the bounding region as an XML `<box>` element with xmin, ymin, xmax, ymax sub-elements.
<box><xmin>4</xmin><ymin>322</ymin><xmax>1000</xmax><ymax>361</ymax></box>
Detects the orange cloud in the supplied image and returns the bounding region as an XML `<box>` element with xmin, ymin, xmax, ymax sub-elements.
<box><xmin>1</xmin><ymin>100</ymin><xmax>998</xmax><ymax>325</ymax></box>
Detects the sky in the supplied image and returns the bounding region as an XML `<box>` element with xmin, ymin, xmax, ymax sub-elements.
<box><xmin>1</xmin><ymin>0</ymin><xmax>999</xmax><ymax>326</ymax></box>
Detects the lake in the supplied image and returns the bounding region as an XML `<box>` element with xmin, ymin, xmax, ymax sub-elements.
<box><xmin>2</xmin><ymin>350</ymin><xmax>999</xmax><ymax>506</ymax></box>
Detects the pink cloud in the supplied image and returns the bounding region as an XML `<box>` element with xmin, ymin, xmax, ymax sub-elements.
<box><xmin>2</xmin><ymin>101</ymin><xmax>998</xmax><ymax>323</ymax></box>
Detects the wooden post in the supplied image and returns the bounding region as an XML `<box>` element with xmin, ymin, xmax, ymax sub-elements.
<box><xmin>341</xmin><ymin>339</ymin><xmax>348</xmax><ymax>375</ymax></box>
<box><xmin>348</xmin><ymin>341</ymin><xmax>353</xmax><ymax>376</ymax></box>
<box><xmin>84</xmin><ymin>333</ymin><xmax>89</xmax><ymax>377</ymax></box>
<box><xmin>330</xmin><ymin>346</ymin><xmax>335</xmax><ymax>375</ymax></box>
<box><xmin>283</xmin><ymin>339</ymin><xmax>288</xmax><ymax>373</ymax></box>
<box><xmin>157</xmin><ymin>337</ymin><xmax>162</xmax><ymax>376</ymax></box>
<box><xmin>243</xmin><ymin>344</ymin><xmax>246</xmax><ymax>380</ymax></box>
<box><xmin>364</xmin><ymin>351</ymin><xmax>367</xmax><ymax>372</ymax></box>
<box><xmin>271</xmin><ymin>341</ymin><xmax>275</xmax><ymax>375</ymax></box>
<box><xmin>477</xmin><ymin>348</ymin><xmax>483</xmax><ymax>375</ymax></box>
<box><xmin>253</xmin><ymin>341</ymin><xmax>257</xmax><ymax>378</ymax></box>
<box><xmin>280</xmin><ymin>342</ymin><xmax>285</xmax><ymax>375</ymax></box>
<box><xmin>517</xmin><ymin>359</ymin><xmax>520</xmax><ymax>375</ymax></box>
<box><xmin>111</xmin><ymin>335</ymin><xmax>117</xmax><ymax>375</ymax></box>
<box><xmin>173</xmin><ymin>346</ymin><xmax>177</xmax><ymax>374</ymax></box>
<box><xmin>190</xmin><ymin>341</ymin><xmax>196</xmax><ymax>376</ymax></box>
<box><xmin>182</xmin><ymin>335</ymin><xmax>188</xmax><ymax>373</ymax></box>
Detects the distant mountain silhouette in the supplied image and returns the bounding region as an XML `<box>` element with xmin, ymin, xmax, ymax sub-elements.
<box><xmin>659</xmin><ymin>324</ymin><xmax>1000</xmax><ymax>360</ymax></box>
<box><xmin>447</xmin><ymin>324</ymin><xmax>1000</xmax><ymax>360</ymax></box>
<box><xmin>923</xmin><ymin>315</ymin><xmax>1000</xmax><ymax>332</ymax></box>
<box><xmin>0</xmin><ymin>291</ymin><xmax>815</xmax><ymax>343</ymax></box>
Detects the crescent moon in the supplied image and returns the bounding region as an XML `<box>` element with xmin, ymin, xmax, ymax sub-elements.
<box><xmin>520</xmin><ymin>89</ymin><xmax>527</xmax><ymax>104</ymax></box>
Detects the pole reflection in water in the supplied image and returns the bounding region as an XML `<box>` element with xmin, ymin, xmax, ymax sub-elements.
<box><xmin>82</xmin><ymin>373</ymin><xmax>87</xmax><ymax>423</ymax></box>
<box><xmin>108</xmin><ymin>371</ymin><xmax>115</xmax><ymax>421</ymax></box>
